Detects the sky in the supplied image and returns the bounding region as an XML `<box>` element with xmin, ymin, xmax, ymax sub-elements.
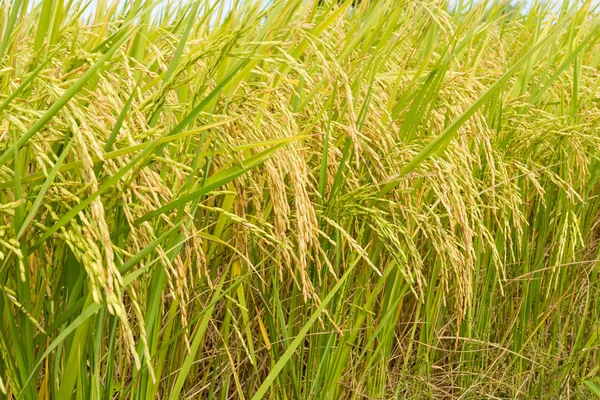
<box><xmin>78</xmin><ymin>0</ymin><xmax>600</xmax><ymax>22</ymax></box>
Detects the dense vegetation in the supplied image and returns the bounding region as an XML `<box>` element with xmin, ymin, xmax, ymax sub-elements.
<box><xmin>1</xmin><ymin>0</ymin><xmax>600</xmax><ymax>398</ymax></box>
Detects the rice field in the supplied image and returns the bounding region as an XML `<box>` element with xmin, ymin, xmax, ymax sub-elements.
<box><xmin>1</xmin><ymin>0</ymin><xmax>600</xmax><ymax>398</ymax></box>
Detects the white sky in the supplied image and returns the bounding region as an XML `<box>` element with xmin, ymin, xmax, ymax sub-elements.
<box><xmin>79</xmin><ymin>0</ymin><xmax>600</xmax><ymax>15</ymax></box>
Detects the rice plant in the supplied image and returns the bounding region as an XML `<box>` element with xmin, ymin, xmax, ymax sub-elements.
<box><xmin>1</xmin><ymin>0</ymin><xmax>599</xmax><ymax>398</ymax></box>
